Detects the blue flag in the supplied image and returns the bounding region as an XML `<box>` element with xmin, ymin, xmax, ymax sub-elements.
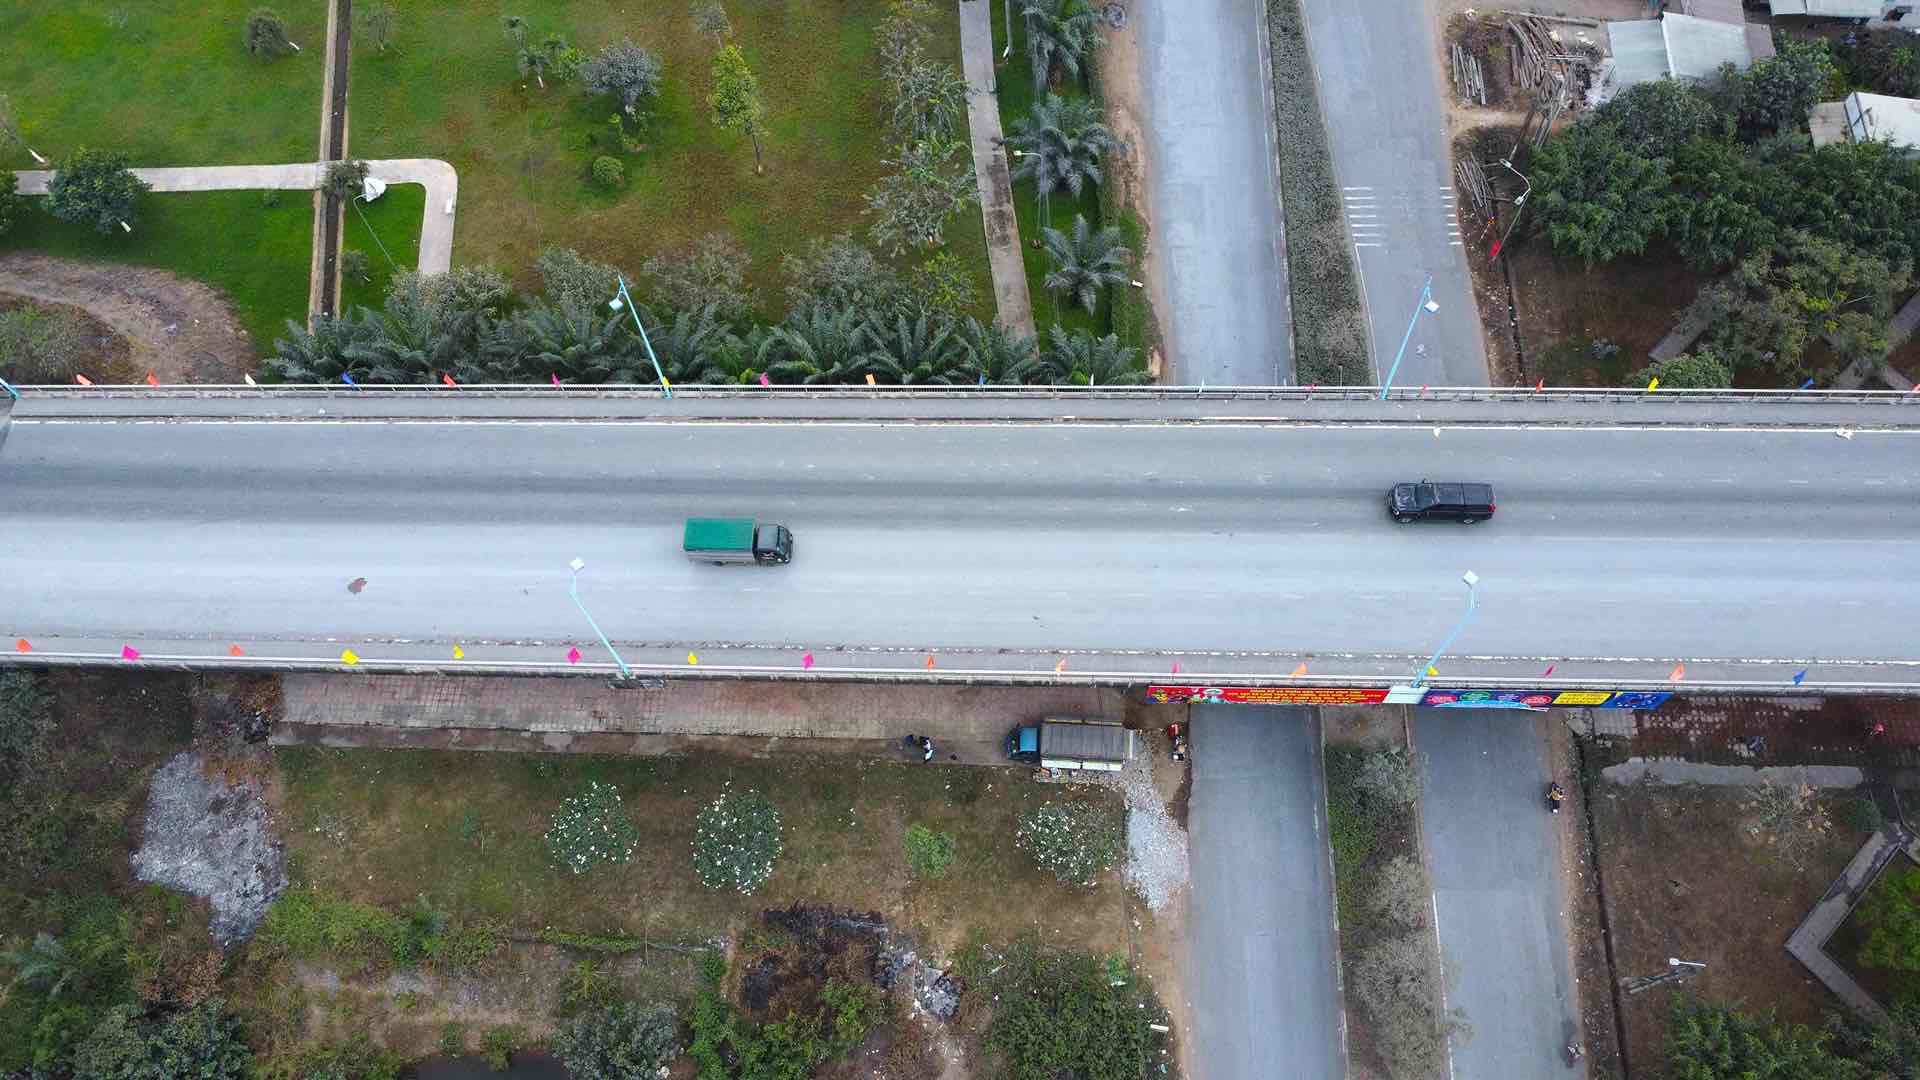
<box><xmin>341</xmin><ymin>372</ymin><xmax>357</xmax><ymax>387</ymax></box>
<box><xmin>1792</xmin><ymin>670</ymin><xmax>1807</xmax><ymax>685</ymax></box>
<box><xmin>1800</xmin><ymin>378</ymin><xmax>1816</xmax><ymax>390</ymax></box>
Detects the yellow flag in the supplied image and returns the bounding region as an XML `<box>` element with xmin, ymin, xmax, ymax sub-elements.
<box><xmin>1647</xmin><ymin>376</ymin><xmax>1660</xmax><ymax>392</ymax></box>
<box><xmin>865</xmin><ymin>373</ymin><xmax>877</xmax><ymax>386</ymax></box>
<box><xmin>1055</xmin><ymin>658</ymin><xmax>1067</xmax><ymax>673</ymax></box>
<box><xmin>687</xmin><ymin>652</ymin><xmax>699</xmax><ymax>665</ymax></box>
<box><xmin>661</xmin><ymin>376</ymin><xmax>672</xmax><ymax>389</ymax></box>
<box><xmin>1290</xmin><ymin>663</ymin><xmax>1308</xmax><ymax>677</ymax></box>
<box><xmin>341</xmin><ymin>649</ymin><xmax>360</xmax><ymax>665</ymax></box>
<box><xmin>452</xmin><ymin>643</ymin><xmax>465</xmax><ymax>659</ymax></box>
<box><xmin>1427</xmin><ymin>666</ymin><xmax>1439</xmax><ymax>677</ymax></box>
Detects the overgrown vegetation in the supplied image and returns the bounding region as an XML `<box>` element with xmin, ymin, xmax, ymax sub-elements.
<box><xmin>1662</xmin><ymin>996</ymin><xmax>1920</xmax><ymax>1079</ymax></box>
<box><xmin>1015</xmin><ymin>801</ymin><xmax>1123</xmax><ymax>886</ymax></box>
<box><xmin>692</xmin><ymin>784</ymin><xmax>784</xmax><ymax>895</ymax></box>
<box><xmin>1263</xmin><ymin>0</ymin><xmax>1369</xmax><ymax>383</ymax></box>
<box><xmin>1528</xmin><ymin>43</ymin><xmax>1920</xmax><ymax>385</ymax></box>
<box><xmin>546</xmin><ymin>780</ymin><xmax>641</xmax><ymax>875</ymax></box>
<box><xmin>954</xmin><ymin>934</ymin><xmax>1171</xmax><ymax>1080</ymax></box>
<box><xmin>903</xmin><ymin>823</ymin><xmax>957</xmax><ymax>879</ymax></box>
<box><xmin>1325</xmin><ymin>743</ymin><xmax>1454</xmax><ymax>1079</ymax></box>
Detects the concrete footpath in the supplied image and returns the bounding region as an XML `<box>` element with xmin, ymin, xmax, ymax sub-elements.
<box><xmin>956</xmin><ymin>0</ymin><xmax>1036</xmax><ymax>338</ymax></box>
<box><xmin>278</xmin><ymin>673</ymin><xmax>1131</xmax><ymax>762</ymax></box>
<box><xmin>13</xmin><ymin>160</ymin><xmax>458</xmax><ymax>275</ymax></box>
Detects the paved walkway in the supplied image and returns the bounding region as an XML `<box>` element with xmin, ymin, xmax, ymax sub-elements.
<box><xmin>956</xmin><ymin>0</ymin><xmax>1036</xmax><ymax>338</ymax></box>
<box><xmin>1600</xmin><ymin>758</ymin><xmax>1862</xmax><ymax>788</ymax></box>
<box><xmin>1785</xmin><ymin>823</ymin><xmax>1914</xmax><ymax>1023</ymax></box>
<box><xmin>278</xmin><ymin>673</ymin><xmax>1128</xmax><ymax>762</ymax></box>
<box><xmin>13</xmin><ymin>160</ymin><xmax>458</xmax><ymax>276</ymax></box>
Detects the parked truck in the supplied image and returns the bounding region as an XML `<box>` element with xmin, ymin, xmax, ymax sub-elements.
<box><xmin>1004</xmin><ymin>717</ymin><xmax>1135</xmax><ymax>772</ymax></box>
<box><xmin>682</xmin><ymin>517</ymin><xmax>794</xmax><ymax>566</ymax></box>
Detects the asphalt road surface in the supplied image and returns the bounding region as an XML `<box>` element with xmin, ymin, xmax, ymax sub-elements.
<box><xmin>5</xmin><ymin>422</ymin><xmax>1919</xmax><ymax>673</ymax></box>
<box><xmin>1300</xmin><ymin>0</ymin><xmax>1488</xmax><ymax>386</ymax></box>
<box><xmin>1186</xmin><ymin>705</ymin><xmax>1343</xmax><ymax>1080</ymax></box>
<box><xmin>1417</xmin><ymin>710</ymin><xmax>1581</xmax><ymax>1078</ymax></box>
<box><xmin>1136</xmin><ymin>0</ymin><xmax>1294</xmax><ymax>385</ymax></box>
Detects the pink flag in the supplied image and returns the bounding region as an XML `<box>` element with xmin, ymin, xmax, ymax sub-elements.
<box><xmin>228</xmin><ymin>644</ymin><xmax>245</xmax><ymax>657</ymax></box>
<box><xmin>759</xmin><ymin>372</ymin><xmax>771</xmax><ymax>387</ymax></box>
<box><xmin>1171</xmin><ymin>661</ymin><xmax>1181</xmax><ymax>675</ymax></box>
<box><xmin>567</xmin><ymin>646</ymin><xmax>582</xmax><ymax>664</ymax></box>
<box><xmin>75</xmin><ymin>374</ymin><xmax>93</xmax><ymax>386</ymax></box>
<box><xmin>121</xmin><ymin>645</ymin><xmax>140</xmax><ymax>661</ymax></box>
<box><xmin>1419</xmin><ymin>385</ymin><xmax>1428</xmax><ymax>397</ymax></box>
<box><xmin>1543</xmin><ymin>664</ymin><xmax>1555</xmax><ymax>677</ymax></box>
<box><xmin>1055</xmin><ymin>658</ymin><xmax>1067</xmax><ymax>673</ymax></box>
<box><xmin>802</xmin><ymin>652</ymin><xmax>814</xmax><ymax>669</ymax></box>
<box><xmin>551</xmin><ymin>373</ymin><xmax>561</xmax><ymax>387</ymax></box>
<box><xmin>145</xmin><ymin>372</ymin><xmax>158</xmax><ymax>387</ymax></box>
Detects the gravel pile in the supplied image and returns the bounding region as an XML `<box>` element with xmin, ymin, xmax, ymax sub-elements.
<box><xmin>1105</xmin><ymin>755</ymin><xmax>1189</xmax><ymax>911</ymax></box>
<box><xmin>131</xmin><ymin>752</ymin><xmax>287</xmax><ymax>946</ymax></box>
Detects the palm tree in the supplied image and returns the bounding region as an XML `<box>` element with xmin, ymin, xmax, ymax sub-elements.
<box><xmin>264</xmin><ymin>310</ymin><xmax>381</xmax><ymax>383</ymax></box>
<box><xmin>515</xmin><ymin>302</ymin><xmax>642</xmax><ymax>383</ymax></box>
<box><xmin>3</xmin><ymin>933</ymin><xmax>77</xmax><ymax>1000</ymax></box>
<box><xmin>1044</xmin><ymin>324</ymin><xmax>1148</xmax><ymax>386</ymax></box>
<box><xmin>644</xmin><ymin>303</ymin><xmax>738</xmax><ymax>384</ymax></box>
<box><xmin>1021</xmin><ymin>0</ymin><xmax>1102</xmax><ymax>92</ymax></box>
<box><xmin>1040</xmin><ymin>214</ymin><xmax>1131</xmax><ymax>314</ymax></box>
<box><xmin>958</xmin><ymin>317</ymin><xmax>1045</xmax><ymax>384</ymax></box>
<box><xmin>757</xmin><ymin>303</ymin><xmax>869</xmax><ymax>383</ymax></box>
<box><xmin>854</xmin><ymin>310</ymin><xmax>972</xmax><ymax>384</ymax></box>
<box><xmin>1003</xmin><ymin>93</ymin><xmax>1117</xmax><ymax>226</ymax></box>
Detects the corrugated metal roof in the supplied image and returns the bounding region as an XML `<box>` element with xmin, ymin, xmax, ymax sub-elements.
<box><xmin>1680</xmin><ymin>0</ymin><xmax>1747</xmax><ymax>25</ymax></box>
<box><xmin>1850</xmin><ymin>91</ymin><xmax>1920</xmax><ymax>150</ymax></box>
<box><xmin>1662</xmin><ymin>13</ymin><xmax>1754</xmax><ymax>80</ymax></box>
<box><xmin>1769</xmin><ymin>0</ymin><xmax>1884</xmax><ymax>17</ymax></box>
<box><xmin>1608</xmin><ymin>19</ymin><xmax>1673</xmax><ymax>87</ymax></box>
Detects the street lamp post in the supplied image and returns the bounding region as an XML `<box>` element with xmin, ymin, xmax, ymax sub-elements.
<box><xmin>1412</xmin><ymin>571</ymin><xmax>1479</xmax><ymax>688</ymax></box>
<box><xmin>608</xmin><ymin>275</ymin><xmax>672</xmax><ymax>398</ymax></box>
<box><xmin>1378</xmin><ymin>274</ymin><xmax>1438</xmax><ymax>400</ymax></box>
<box><xmin>0</xmin><ymin>377</ymin><xmax>18</xmax><ymax>402</ymax></box>
<box><xmin>567</xmin><ymin>557</ymin><xmax>633</xmax><ymax>679</ymax></box>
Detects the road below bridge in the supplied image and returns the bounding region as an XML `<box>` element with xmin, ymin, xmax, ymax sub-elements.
<box><xmin>3</xmin><ymin>418</ymin><xmax>1919</xmax><ymax>687</ymax></box>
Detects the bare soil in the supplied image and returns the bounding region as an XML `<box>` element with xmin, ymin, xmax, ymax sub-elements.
<box><xmin>0</xmin><ymin>292</ymin><xmax>133</xmax><ymax>380</ymax></box>
<box><xmin>0</xmin><ymin>253</ymin><xmax>256</xmax><ymax>383</ymax></box>
<box><xmin>1588</xmin><ymin>778</ymin><xmax>1870</xmax><ymax>1074</ymax></box>
<box><xmin>1094</xmin><ymin>3</ymin><xmax>1169</xmax><ymax>376</ymax></box>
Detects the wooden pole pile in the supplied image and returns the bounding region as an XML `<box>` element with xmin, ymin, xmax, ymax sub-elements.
<box><xmin>1455</xmin><ymin>158</ymin><xmax>1492</xmax><ymax>220</ymax></box>
<box><xmin>1451</xmin><ymin>42</ymin><xmax>1487</xmax><ymax>106</ymax></box>
<box><xmin>1506</xmin><ymin>15</ymin><xmax>1591</xmax><ymax>147</ymax></box>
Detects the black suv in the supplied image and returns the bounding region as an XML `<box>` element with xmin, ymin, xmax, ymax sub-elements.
<box><xmin>1388</xmin><ymin>480</ymin><xmax>1496</xmax><ymax>524</ymax></box>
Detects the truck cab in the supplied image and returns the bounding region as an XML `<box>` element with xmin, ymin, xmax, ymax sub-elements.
<box><xmin>683</xmin><ymin>518</ymin><xmax>794</xmax><ymax>565</ymax></box>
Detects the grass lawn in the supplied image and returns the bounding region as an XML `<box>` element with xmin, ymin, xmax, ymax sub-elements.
<box><xmin>272</xmin><ymin>746</ymin><xmax>1128</xmax><ymax>954</ymax></box>
<box><xmin>0</xmin><ymin>1</ymin><xmax>323</xmax><ymax>171</ymax></box>
<box><xmin>1</xmin><ymin>189</ymin><xmax>313</xmax><ymax>352</ymax></box>
<box><xmin>339</xmin><ymin>182</ymin><xmax>425</xmax><ymax>314</ymax></box>
<box><xmin>348</xmin><ymin>0</ymin><xmax>992</xmax><ymax>319</ymax></box>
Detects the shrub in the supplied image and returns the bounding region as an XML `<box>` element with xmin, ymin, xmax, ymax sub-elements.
<box><xmin>692</xmin><ymin>784</ymin><xmax>783</xmax><ymax>894</ymax></box>
<box><xmin>47</xmin><ymin>148</ymin><xmax>151</xmax><ymax>234</ymax></box>
<box><xmin>552</xmin><ymin>1002</ymin><xmax>681</xmax><ymax>1079</ymax></box>
<box><xmin>322</xmin><ymin>160</ymin><xmax>369</xmax><ymax>200</ymax></box>
<box><xmin>960</xmin><ymin>938</ymin><xmax>1159</xmax><ymax>1080</ymax></box>
<box><xmin>0</xmin><ymin>170</ymin><xmax>22</xmax><ymax>238</ymax></box>
<box><xmin>903</xmin><ymin>823</ymin><xmax>956</xmax><ymax>879</ymax></box>
<box><xmin>537</xmin><ymin>246</ymin><xmax>624</xmax><ymax>313</ymax></box>
<box><xmin>642</xmin><ymin>232</ymin><xmax>755</xmax><ymax>323</ymax></box>
<box><xmin>244</xmin><ymin>7</ymin><xmax>295</xmax><ymax>57</ymax></box>
<box><xmin>1351</xmin><ymin>936</ymin><xmax>1457</xmax><ymax>1078</ymax></box>
<box><xmin>1843</xmin><ymin>795</ymin><xmax>1883</xmax><ymax>835</ymax></box>
<box><xmin>1354</xmin><ymin>746</ymin><xmax>1420</xmax><ymax>809</ymax></box>
<box><xmin>1015</xmin><ymin>801</ymin><xmax>1122</xmax><ymax>886</ymax></box>
<box><xmin>0</xmin><ymin>671</ymin><xmax>54</xmax><ymax>787</ymax></box>
<box><xmin>1629</xmin><ymin>349</ymin><xmax>1734</xmax><ymax>390</ymax></box>
<box><xmin>480</xmin><ymin>1025</ymin><xmax>524</xmax><ymax>1071</ymax></box>
<box><xmin>0</xmin><ymin>304</ymin><xmax>96</xmax><ymax>384</ymax></box>
<box><xmin>591</xmin><ymin>155</ymin><xmax>626</xmax><ymax>189</ymax></box>
<box><xmin>546</xmin><ymin>780</ymin><xmax>639</xmax><ymax>875</ymax></box>
<box><xmin>1367</xmin><ymin>855</ymin><xmax>1429</xmax><ymax>930</ymax></box>
<box><xmin>1859</xmin><ymin>866</ymin><xmax>1920</xmax><ymax>972</ymax></box>
<box><xmin>340</xmin><ymin>249</ymin><xmax>371</xmax><ymax>284</ymax></box>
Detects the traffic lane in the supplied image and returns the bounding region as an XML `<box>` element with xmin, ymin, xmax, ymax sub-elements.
<box><xmin>9</xmin><ymin>422</ymin><xmax>1920</xmax><ymax>516</ymax></box>
<box><xmin>10</xmin><ymin>513</ymin><xmax>1916</xmax><ymax>659</ymax></box>
<box><xmin>1417</xmin><ymin>711</ymin><xmax>1579</xmax><ymax>1078</ymax></box>
<box><xmin>1137</xmin><ymin>0</ymin><xmax>1292</xmax><ymax>385</ymax></box>
<box><xmin>1187</xmin><ymin>706</ymin><xmax>1343</xmax><ymax>1080</ymax></box>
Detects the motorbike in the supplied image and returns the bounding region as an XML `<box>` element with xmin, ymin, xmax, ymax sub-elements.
<box><xmin>1167</xmin><ymin>723</ymin><xmax>1189</xmax><ymax>763</ymax></box>
<box><xmin>1548</xmin><ymin>782</ymin><xmax>1567</xmax><ymax>814</ymax></box>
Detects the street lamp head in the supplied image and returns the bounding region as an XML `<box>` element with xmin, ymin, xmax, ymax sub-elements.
<box><xmin>1461</xmin><ymin>570</ymin><xmax>1479</xmax><ymax>588</ymax></box>
<box><xmin>569</xmin><ymin>557</ymin><xmax>586</xmax><ymax>573</ymax></box>
<box><xmin>607</xmin><ymin>296</ymin><xmax>624</xmax><ymax>312</ymax></box>
<box><xmin>1423</xmin><ymin>299</ymin><xmax>1440</xmax><ymax>314</ymax></box>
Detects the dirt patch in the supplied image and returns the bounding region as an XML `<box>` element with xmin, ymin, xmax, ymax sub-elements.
<box><xmin>0</xmin><ymin>292</ymin><xmax>133</xmax><ymax>380</ymax></box>
<box><xmin>0</xmin><ymin>253</ymin><xmax>257</xmax><ymax>383</ymax></box>
<box><xmin>131</xmin><ymin>751</ymin><xmax>288</xmax><ymax>946</ymax></box>
<box><xmin>1588</xmin><ymin>777</ymin><xmax>1871</xmax><ymax>1073</ymax></box>
<box><xmin>1565</xmin><ymin>724</ymin><xmax>1626</xmax><ymax>1079</ymax></box>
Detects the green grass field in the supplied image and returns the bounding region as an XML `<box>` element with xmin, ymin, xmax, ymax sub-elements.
<box><xmin>1</xmin><ymin>190</ymin><xmax>313</xmax><ymax>352</ymax></box>
<box><xmin>339</xmin><ymin>181</ymin><xmax>425</xmax><ymax>315</ymax></box>
<box><xmin>349</xmin><ymin>0</ymin><xmax>992</xmax><ymax>318</ymax></box>
<box><xmin>0</xmin><ymin>1</ymin><xmax>322</xmax><ymax>169</ymax></box>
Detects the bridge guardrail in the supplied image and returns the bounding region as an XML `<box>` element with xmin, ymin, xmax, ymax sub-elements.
<box><xmin>7</xmin><ymin>383</ymin><xmax>1920</xmax><ymax>406</ymax></box>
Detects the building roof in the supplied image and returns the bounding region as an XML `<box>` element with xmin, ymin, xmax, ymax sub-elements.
<box><xmin>1608</xmin><ymin>19</ymin><xmax>1674</xmax><ymax>87</ymax></box>
<box><xmin>1768</xmin><ymin>0</ymin><xmax>1884</xmax><ymax>18</ymax></box>
<box><xmin>1607</xmin><ymin>13</ymin><xmax>1762</xmax><ymax>90</ymax></box>
<box><xmin>1813</xmin><ymin>91</ymin><xmax>1920</xmax><ymax>150</ymax></box>
<box><xmin>1679</xmin><ymin>0</ymin><xmax>1746</xmax><ymax>25</ymax></box>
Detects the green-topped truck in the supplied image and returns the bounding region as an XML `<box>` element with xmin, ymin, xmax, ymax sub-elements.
<box><xmin>1004</xmin><ymin>717</ymin><xmax>1135</xmax><ymax>772</ymax></box>
<box><xmin>683</xmin><ymin>517</ymin><xmax>794</xmax><ymax>566</ymax></box>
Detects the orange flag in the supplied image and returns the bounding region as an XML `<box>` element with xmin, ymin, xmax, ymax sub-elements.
<box><xmin>442</xmin><ymin>372</ymin><xmax>456</xmax><ymax>387</ymax></box>
<box><xmin>75</xmin><ymin>374</ymin><xmax>93</xmax><ymax>386</ymax></box>
<box><xmin>145</xmin><ymin>372</ymin><xmax>158</xmax><ymax>387</ymax></box>
<box><xmin>1055</xmin><ymin>658</ymin><xmax>1067</xmax><ymax>674</ymax></box>
<box><xmin>1669</xmin><ymin>663</ymin><xmax>1686</xmax><ymax>681</ymax></box>
<box><xmin>1290</xmin><ymin>663</ymin><xmax>1309</xmax><ymax>677</ymax></box>
<box><xmin>14</xmin><ymin>639</ymin><xmax>30</xmax><ymax>653</ymax></box>
<box><xmin>865</xmin><ymin>373</ymin><xmax>877</xmax><ymax>386</ymax></box>
<box><xmin>228</xmin><ymin>643</ymin><xmax>245</xmax><ymax>657</ymax></box>
<box><xmin>924</xmin><ymin>654</ymin><xmax>935</xmax><ymax>670</ymax></box>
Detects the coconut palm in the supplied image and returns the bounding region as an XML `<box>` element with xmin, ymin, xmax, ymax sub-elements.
<box><xmin>644</xmin><ymin>302</ymin><xmax>739</xmax><ymax>384</ymax></box>
<box><xmin>854</xmin><ymin>309</ymin><xmax>971</xmax><ymax>384</ymax></box>
<box><xmin>344</xmin><ymin>295</ymin><xmax>462</xmax><ymax>383</ymax></box>
<box><xmin>1003</xmin><ymin>93</ymin><xmax>1117</xmax><ymax>225</ymax></box>
<box><xmin>264</xmin><ymin>310</ymin><xmax>382</xmax><ymax>383</ymax></box>
<box><xmin>958</xmin><ymin>317</ymin><xmax>1045</xmax><ymax>384</ymax></box>
<box><xmin>1021</xmin><ymin>0</ymin><xmax>1102</xmax><ymax>92</ymax></box>
<box><xmin>1040</xmin><ymin>214</ymin><xmax>1131</xmax><ymax>314</ymax></box>
<box><xmin>515</xmin><ymin>302</ymin><xmax>642</xmax><ymax>383</ymax></box>
<box><xmin>757</xmin><ymin>302</ymin><xmax>869</xmax><ymax>383</ymax></box>
<box><xmin>1044</xmin><ymin>324</ymin><xmax>1148</xmax><ymax>386</ymax></box>
<box><xmin>3</xmin><ymin>933</ymin><xmax>77</xmax><ymax>999</ymax></box>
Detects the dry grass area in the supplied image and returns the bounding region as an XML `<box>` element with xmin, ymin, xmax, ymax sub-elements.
<box><xmin>1589</xmin><ymin>778</ymin><xmax>1872</xmax><ymax>1073</ymax></box>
